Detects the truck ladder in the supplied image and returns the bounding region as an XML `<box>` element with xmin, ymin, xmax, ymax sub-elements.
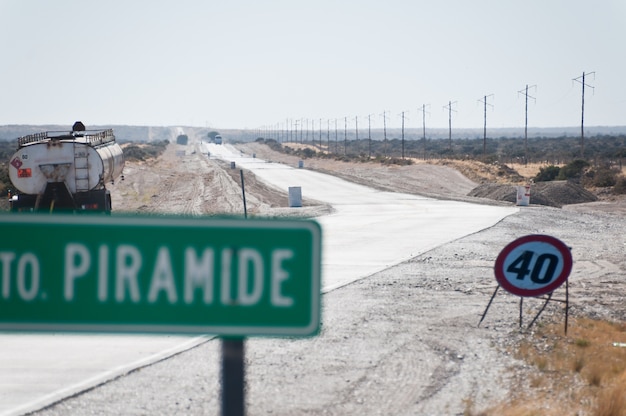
<box><xmin>74</xmin><ymin>144</ymin><xmax>90</xmax><ymax>192</ymax></box>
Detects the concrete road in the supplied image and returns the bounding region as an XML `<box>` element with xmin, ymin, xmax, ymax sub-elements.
<box><xmin>1</xmin><ymin>143</ymin><xmax>517</xmax><ymax>416</ymax></box>
<box><xmin>0</xmin><ymin>335</ymin><xmax>206</xmax><ymax>416</ymax></box>
<box><xmin>207</xmin><ymin>143</ymin><xmax>518</xmax><ymax>291</ymax></box>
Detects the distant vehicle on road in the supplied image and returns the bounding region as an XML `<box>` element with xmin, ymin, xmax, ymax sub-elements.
<box><xmin>214</xmin><ymin>135</ymin><xmax>223</xmax><ymax>145</ymax></box>
<box><xmin>176</xmin><ymin>134</ymin><xmax>188</xmax><ymax>145</ymax></box>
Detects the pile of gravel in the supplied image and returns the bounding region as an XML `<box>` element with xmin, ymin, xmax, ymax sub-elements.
<box><xmin>468</xmin><ymin>180</ymin><xmax>598</xmax><ymax>207</ymax></box>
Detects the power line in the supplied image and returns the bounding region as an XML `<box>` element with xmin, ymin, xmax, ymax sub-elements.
<box><xmin>573</xmin><ymin>71</ymin><xmax>595</xmax><ymax>159</ymax></box>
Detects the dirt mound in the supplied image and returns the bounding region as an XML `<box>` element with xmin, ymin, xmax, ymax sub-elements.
<box><xmin>468</xmin><ymin>180</ymin><xmax>598</xmax><ymax>207</ymax></box>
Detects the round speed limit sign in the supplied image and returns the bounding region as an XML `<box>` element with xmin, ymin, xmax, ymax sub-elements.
<box><xmin>494</xmin><ymin>235</ymin><xmax>572</xmax><ymax>297</ymax></box>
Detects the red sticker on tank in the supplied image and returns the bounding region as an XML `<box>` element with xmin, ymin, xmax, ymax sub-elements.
<box><xmin>10</xmin><ymin>157</ymin><xmax>23</xmax><ymax>169</ymax></box>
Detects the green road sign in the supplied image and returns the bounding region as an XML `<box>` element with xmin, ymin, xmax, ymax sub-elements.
<box><xmin>0</xmin><ymin>214</ymin><xmax>321</xmax><ymax>336</ymax></box>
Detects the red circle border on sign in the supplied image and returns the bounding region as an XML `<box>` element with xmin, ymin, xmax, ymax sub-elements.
<box><xmin>494</xmin><ymin>234</ymin><xmax>572</xmax><ymax>297</ymax></box>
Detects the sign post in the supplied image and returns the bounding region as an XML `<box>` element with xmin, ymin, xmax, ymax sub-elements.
<box><xmin>479</xmin><ymin>234</ymin><xmax>572</xmax><ymax>333</ymax></box>
<box><xmin>222</xmin><ymin>337</ymin><xmax>245</xmax><ymax>416</ymax></box>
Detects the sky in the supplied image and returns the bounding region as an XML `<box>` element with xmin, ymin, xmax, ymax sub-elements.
<box><xmin>1</xmin><ymin>0</ymin><xmax>625</xmax><ymax>130</ymax></box>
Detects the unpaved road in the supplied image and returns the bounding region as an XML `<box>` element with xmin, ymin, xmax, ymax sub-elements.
<box><xmin>32</xmin><ymin>137</ymin><xmax>626</xmax><ymax>415</ymax></box>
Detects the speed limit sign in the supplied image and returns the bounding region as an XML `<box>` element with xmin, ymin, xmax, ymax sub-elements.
<box><xmin>494</xmin><ymin>234</ymin><xmax>572</xmax><ymax>297</ymax></box>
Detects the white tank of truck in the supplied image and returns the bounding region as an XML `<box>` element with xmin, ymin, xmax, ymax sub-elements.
<box><xmin>8</xmin><ymin>124</ymin><xmax>125</xmax><ymax>212</ymax></box>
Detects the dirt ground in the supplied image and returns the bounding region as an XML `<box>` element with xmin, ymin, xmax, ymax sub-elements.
<box><xmin>111</xmin><ymin>142</ymin><xmax>331</xmax><ymax>219</ymax></box>
<box><xmin>36</xmin><ymin>140</ymin><xmax>626</xmax><ymax>415</ymax></box>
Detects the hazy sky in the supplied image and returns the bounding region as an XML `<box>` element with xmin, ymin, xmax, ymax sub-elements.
<box><xmin>1</xmin><ymin>0</ymin><xmax>624</xmax><ymax>130</ymax></box>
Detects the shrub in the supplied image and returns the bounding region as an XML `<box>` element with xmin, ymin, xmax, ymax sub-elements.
<box><xmin>266</xmin><ymin>140</ymin><xmax>282</xmax><ymax>152</ymax></box>
<box><xmin>589</xmin><ymin>167</ymin><xmax>618</xmax><ymax>187</ymax></box>
<box><xmin>557</xmin><ymin>159</ymin><xmax>590</xmax><ymax>180</ymax></box>
<box><xmin>301</xmin><ymin>148</ymin><xmax>316</xmax><ymax>158</ymax></box>
<box><xmin>0</xmin><ymin>164</ymin><xmax>9</xmax><ymax>196</ymax></box>
<box><xmin>613</xmin><ymin>176</ymin><xmax>626</xmax><ymax>194</ymax></box>
<box><xmin>123</xmin><ymin>140</ymin><xmax>168</xmax><ymax>161</ymax></box>
<box><xmin>534</xmin><ymin>165</ymin><xmax>561</xmax><ymax>182</ymax></box>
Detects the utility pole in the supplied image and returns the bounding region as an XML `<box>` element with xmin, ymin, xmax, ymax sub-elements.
<box><xmin>573</xmin><ymin>71</ymin><xmax>595</xmax><ymax>159</ymax></box>
<box><xmin>478</xmin><ymin>94</ymin><xmax>494</xmax><ymax>156</ymax></box>
<box><xmin>399</xmin><ymin>111</ymin><xmax>408</xmax><ymax>159</ymax></box>
<box><xmin>443</xmin><ymin>101</ymin><xmax>457</xmax><ymax>151</ymax></box>
<box><xmin>353</xmin><ymin>116</ymin><xmax>359</xmax><ymax>155</ymax></box>
<box><xmin>327</xmin><ymin>119</ymin><xmax>330</xmax><ymax>152</ymax></box>
<box><xmin>380</xmin><ymin>110</ymin><xmax>388</xmax><ymax>157</ymax></box>
<box><xmin>344</xmin><ymin>116</ymin><xmax>347</xmax><ymax>156</ymax></box>
<box><xmin>518</xmin><ymin>84</ymin><xmax>536</xmax><ymax>164</ymax></box>
<box><xmin>319</xmin><ymin>118</ymin><xmax>322</xmax><ymax>149</ymax></box>
<box><xmin>334</xmin><ymin>119</ymin><xmax>338</xmax><ymax>153</ymax></box>
<box><xmin>294</xmin><ymin>119</ymin><xmax>300</xmax><ymax>144</ymax></box>
<box><xmin>418</xmin><ymin>104</ymin><xmax>430</xmax><ymax>159</ymax></box>
<box><xmin>367</xmin><ymin>114</ymin><xmax>373</xmax><ymax>159</ymax></box>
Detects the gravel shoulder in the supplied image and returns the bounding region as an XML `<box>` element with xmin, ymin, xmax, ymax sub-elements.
<box><xmin>34</xmin><ymin>141</ymin><xmax>626</xmax><ymax>415</ymax></box>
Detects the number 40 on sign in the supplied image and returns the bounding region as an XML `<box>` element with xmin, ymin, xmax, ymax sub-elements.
<box><xmin>494</xmin><ymin>234</ymin><xmax>573</xmax><ymax>298</ymax></box>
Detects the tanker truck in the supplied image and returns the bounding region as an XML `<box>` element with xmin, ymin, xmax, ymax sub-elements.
<box><xmin>8</xmin><ymin>123</ymin><xmax>125</xmax><ymax>213</ymax></box>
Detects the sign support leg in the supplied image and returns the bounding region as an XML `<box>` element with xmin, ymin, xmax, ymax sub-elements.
<box><xmin>527</xmin><ymin>292</ymin><xmax>553</xmax><ymax>331</ymax></box>
<box><xmin>565</xmin><ymin>279</ymin><xmax>569</xmax><ymax>335</ymax></box>
<box><xmin>478</xmin><ymin>285</ymin><xmax>500</xmax><ymax>327</ymax></box>
<box><xmin>240</xmin><ymin>170</ymin><xmax>248</xmax><ymax>219</ymax></box>
<box><xmin>519</xmin><ymin>297</ymin><xmax>523</xmax><ymax>328</ymax></box>
<box><xmin>221</xmin><ymin>337</ymin><xmax>245</xmax><ymax>416</ymax></box>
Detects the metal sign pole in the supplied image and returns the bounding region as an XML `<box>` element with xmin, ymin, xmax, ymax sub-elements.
<box><xmin>527</xmin><ymin>292</ymin><xmax>553</xmax><ymax>331</ymax></box>
<box><xmin>240</xmin><ymin>170</ymin><xmax>247</xmax><ymax>219</ymax></box>
<box><xmin>565</xmin><ymin>279</ymin><xmax>569</xmax><ymax>335</ymax></box>
<box><xmin>221</xmin><ymin>338</ymin><xmax>245</xmax><ymax>416</ymax></box>
<box><xmin>478</xmin><ymin>285</ymin><xmax>500</xmax><ymax>327</ymax></box>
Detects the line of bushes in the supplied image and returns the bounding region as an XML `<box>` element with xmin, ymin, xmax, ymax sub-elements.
<box><xmin>534</xmin><ymin>159</ymin><xmax>626</xmax><ymax>194</ymax></box>
<box><xmin>122</xmin><ymin>140</ymin><xmax>169</xmax><ymax>161</ymax></box>
<box><xmin>260</xmin><ymin>138</ymin><xmax>413</xmax><ymax>166</ymax></box>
